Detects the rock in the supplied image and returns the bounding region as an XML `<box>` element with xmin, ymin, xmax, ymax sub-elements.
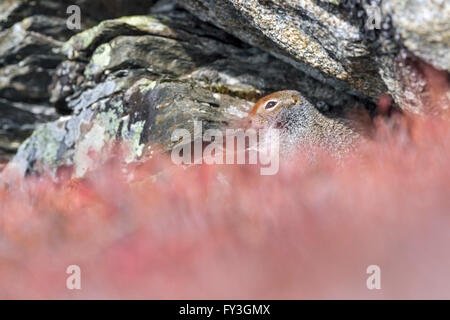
<box><xmin>0</xmin><ymin>0</ymin><xmax>158</xmax><ymax>31</ymax></box>
<box><xmin>383</xmin><ymin>0</ymin><xmax>450</xmax><ymax>73</ymax></box>
<box><xmin>12</xmin><ymin>9</ymin><xmax>366</xmax><ymax>176</ymax></box>
<box><xmin>0</xmin><ymin>0</ymin><xmax>157</xmax><ymax>159</ymax></box>
<box><xmin>372</xmin><ymin>0</ymin><xmax>450</xmax><ymax>115</ymax></box>
<box><xmin>0</xmin><ymin>98</ymin><xmax>56</xmax><ymax>162</ymax></box>
<box><xmin>0</xmin><ymin>10</ymin><xmax>68</xmax><ymax>159</ymax></box>
<box><xmin>178</xmin><ymin>0</ymin><xmax>450</xmax><ymax>114</ymax></box>
<box><xmin>0</xmin><ymin>18</ymin><xmax>63</xmax><ymax>68</ymax></box>
<box><xmin>3</xmin><ymin>0</ymin><xmax>449</xmax><ymax>175</ymax></box>
<box><xmin>13</xmin><ymin>79</ymin><xmax>252</xmax><ymax>177</ymax></box>
<box><xmin>369</xmin><ymin>0</ymin><xmax>450</xmax><ymax>115</ymax></box>
<box><xmin>178</xmin><ymin>0</ymin><xmax>387</xmax><ymax>100</ymax></box>
<box><xmin>0</xmin><ymin>57</ymin><xmax>60</xmax><ymax>102</ymax></box>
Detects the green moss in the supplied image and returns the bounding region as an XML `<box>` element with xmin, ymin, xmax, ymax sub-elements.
<box><xmin>33</xmin><ymin>124</ymin><xmax>64</xmax><ymax>167</ymax></box>
<box><xmin>117</xmin><ymin>16</ymin><xmax>166</xmax><ymax>32</ymax></box>
<box><xmin>138</xmin><ymin>80</ymin><xmax>157</xmax><ymax>94</ymax></box>
<box><xmin>120</xmin><ymin>116</ymin><xmax>146</xmax><ymax>163</ymax></box>
<box><xmin>85</xmin><ymin>43</ymin><xmax>112</xmax><ymax>76</ymax></box>
<box><xmin>63</xmin><ymin>15</ymin><xmax>172</xmax><ymax>59</ymax></box>
<box><xmin>128</xmin><ymin>120</ymin><xmax>146</xmax><ymax>159</ymax></box>
<box><xmin>207</xmin><ymin>84</ymin><xmax>262</xmax><ymax>102</ymax></box>
<box><xmin>74</xmin><ymin>123</ymin><xmax>106</xmax><ymax>178</ymax></box>
<box><xmin>95</xmin><ymin>109</ymin><xmax>122</xmax><ymax>138</ymax></box>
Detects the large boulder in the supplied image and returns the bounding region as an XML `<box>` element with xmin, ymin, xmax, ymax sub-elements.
<box><xmin>178</xmin><ymin>0</ymin><xmax>450</xmax><ymax>114</ymax></box>
<box><xmin>178</xmin><ymin>0</ymin><xmax>387</xmax><ymax>100</ymax></box>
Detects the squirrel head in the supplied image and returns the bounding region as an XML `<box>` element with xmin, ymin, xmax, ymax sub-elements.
<box><xmin>245</xmin><ymin>90</ymin><xmax>372</xmax><ymax>156</ymax></box>
<box><xmin>248</xmin><ymin>90</ymin><xmax>311</xmax><ymax>130</ymax></box>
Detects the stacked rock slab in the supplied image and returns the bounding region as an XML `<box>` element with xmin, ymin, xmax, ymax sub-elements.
<box><xmin>0</xmin><ymin>0</ymin><xmax>157</xmax><ymax>161</ymax></box>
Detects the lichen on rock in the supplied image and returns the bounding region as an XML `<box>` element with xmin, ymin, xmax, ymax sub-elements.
<box><xmin>10</xmin><ymin>5</ymin><xmax>369</xmax><ymax>176</ymax></box>
<box><xmin>2</xmin><ymin>0</ymin><xmax>449</xmax><ymax>175</ymax></box>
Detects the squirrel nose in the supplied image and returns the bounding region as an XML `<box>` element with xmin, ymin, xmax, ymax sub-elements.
<box><xmin>238</xmin><ymin>117</ymin><xmax>258</xmax><ymax>129</ymax></box>
<box><xmin>249</xmin><ymin>119</ymin><xmax>265</xmax><ymax>130</ymax></box>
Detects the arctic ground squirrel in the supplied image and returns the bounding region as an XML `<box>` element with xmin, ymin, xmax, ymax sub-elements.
<box><xmin>248</xmin><ymin>90</ymin><xmax>373</xmax><ymax>157</ymax></box>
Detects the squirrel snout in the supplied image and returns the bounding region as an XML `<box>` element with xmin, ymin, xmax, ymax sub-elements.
<box><xmin>247</xmin><ymin>116</ymin><xmax>266</xmax><ymax>130</ymax></box>
<box><xmin>237</xmin><ymin>117</ymin><xmax>262</xmax><ymax>130</ymax></box>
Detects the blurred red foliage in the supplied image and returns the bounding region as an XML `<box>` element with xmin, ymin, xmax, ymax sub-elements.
<box><xmin>0</xmin><ymin>60</ymin><xmax>449</xmax><ymax>299</ymax></box>
<box><xmin>1</xmin><ymin>111</ymin><xmax>450</xmax><ymax>299</ymax></box>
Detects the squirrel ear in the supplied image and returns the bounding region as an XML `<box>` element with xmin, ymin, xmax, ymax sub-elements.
<box><xmin>291</xmin><ymin>94</ymin><xmax>299</xmax><ymax>104</ymax></box>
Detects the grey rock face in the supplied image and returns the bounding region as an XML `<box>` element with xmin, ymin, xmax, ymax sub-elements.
<box><xmin>1</xmin><ymin>0</ymin><xmax>449</xmax><ymax>173</ymax></box>
<box><xmin>0</xmin><ymin>6</ymin><xmax>69</xmax><ymax>160</ymax></box>
<box><xmin>178</xmin><ymin>0</ymin><xmax>450</xmax><ymax>114</ymax></box>
<box><xmin>0</xmin><ymin>98</ymin><xmax>56</xmax><ymax>162</ymax></box>
<box><xmin>0</xmin><ymin>0</ymin><xmax>157</xmax><ymax>160</ymax></box>
<box><xmin>374</xmin><ymin>0</ymin><xmax>450</xmax><ymax>114</ymax></box>
<box><xmin>0</xmin><ymin>0</ymin><xmax>158</xmax><ymax>31</ymax></box>
<box><xmin>178</xmin><ymin>0</ymin><xmax>387</xmax><ymax>100</ymax></box>
<box><xmin>383</xmin><ymin>0</ymin><xmax>450</xmax><ymax>73</ymax></box>
<box><xmin>12</xmin><ymin>7</ymin><xmax>368</xmax><ymax>176</ymax></box>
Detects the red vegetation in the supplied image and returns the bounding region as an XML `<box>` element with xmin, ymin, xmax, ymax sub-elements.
<box><xmin>1</xmin><ymin>61</ymin><xmax>449</xmax><ymax>299</ymax></box>
<box><xmin>1</xmin><ymin>111</ymin><xmax>450</xmax><ymax>299</ymax></box>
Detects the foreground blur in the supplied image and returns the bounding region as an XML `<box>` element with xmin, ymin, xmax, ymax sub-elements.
<box><xmin>0</xmin><ymin>111</ymin><xmax>450</xmax><ymax>299</ymax></box>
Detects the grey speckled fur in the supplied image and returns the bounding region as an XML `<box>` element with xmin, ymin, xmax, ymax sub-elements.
<box><xmin>259</xmin><ymin>93</ymin><xmax>365</xmax><ymax>159</ymax></box>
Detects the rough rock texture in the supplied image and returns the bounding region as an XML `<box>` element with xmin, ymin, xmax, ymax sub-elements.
<box><xmin>1</xmin><ymin>0</ymin><xmax>449</xmax><ymax>173</ymax></box>
<box><xmin>0</xmin><ymin>0</ymin><xmax>157</xmax><ymax>161</ymax></box>
<box><xmin>179</xmin><ymin>0</ymin><xmax>450</xmax><ymax>114</ymax></box>
<box><xmin>12</xmin><ymin>7</ymin><xmax>367</xmax><ymax>176</ymax></box>
<box><xmin>0</xmin><ymin>98</ymin><xmax>55</xmax><ymax>161</ymax></box>
<box><xmin>179</xmin><ymin>0</ymin><xmax>387</xmax><ymax>99</ymax></box>
<box><xmin>0</xmin><ymin>0</ymin><xmax>156</xmax><ymax>31</ymax></box>
<box><xmin>383</xmin><ymin>0</ymin><xmax>450</xmax><ymax>73</ymax></box>
<box><xmin>375</xmin><ymin>0</ymin><xmax>450</xmax><ymax>115</ymax></box>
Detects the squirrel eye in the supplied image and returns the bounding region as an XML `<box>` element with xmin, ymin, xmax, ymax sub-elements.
<box><xmin>265</xmin><ymin>101</ymin><xmax>277</xmax><ymax>110</ymax></box>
